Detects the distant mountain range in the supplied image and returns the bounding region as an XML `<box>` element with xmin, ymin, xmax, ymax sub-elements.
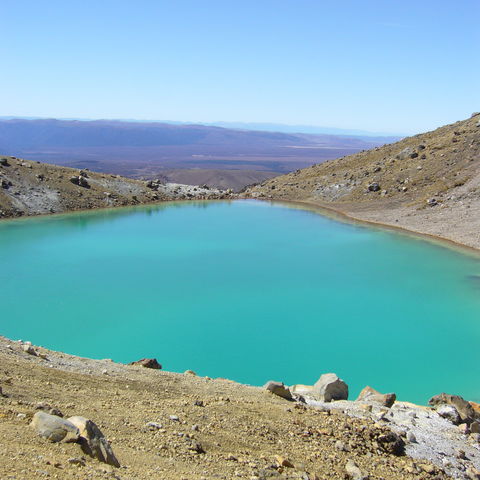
<box><xmin>0</xmin><ymin>117</ymin><xmax>401</xmax><ymax>189</ymax></box>
<box><xmin>0</xmin><ymin>116</ymin><xmax>403</xmax><ymax>139</ymax></box>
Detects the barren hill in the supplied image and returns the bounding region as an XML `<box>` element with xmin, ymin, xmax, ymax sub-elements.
<box><xmin>0</xmin><ymin>156</ymin><xmax>231</xmax><ymax>219</ymax></box>
<box><xmin>246</xmin><ymin>114</ymin><xmax>480</xmax><ymax>249</ymax></box>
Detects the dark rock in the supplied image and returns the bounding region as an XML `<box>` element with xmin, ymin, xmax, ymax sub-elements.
<box><xmin>368</xmin><ymin>182</ymin><xmax>380</xmax><ymax>192</ymax></box>
<box><xmin>0</xmin><ymin>158</ymin><xmax>10</xmax><ymax>166</ymax></box>
<box><xmin>68</xmin><ymin>416</ymin><xmax>120</xmax><ymax>467</ymax></box>
<box><xmin>1</xmin><ymin>179</ymin><xmax>12</xmax><ymax>189</ymax></box>
<box><xmin>70</xmin><ymin>175</ymin><xmax>90</xmax><ymax>188</ymax></box>
<box><xmin>128</xmin><ymin>358</ymin><xmax>162</xmax><ymax>369</ymax></box>
<box><xmin>377</xmin><ymin>431</ymin><xmax>405</xmax><ymax>456</ymax></box>
<box><xmin>427</xmin><ymin>198</ymin><xmax>438</xmax><ymax>206</ymax></box>
<box><xmin>264</xmin><ymin>381</ymin><xmax>293</xmax><ymax>400</ymax></box>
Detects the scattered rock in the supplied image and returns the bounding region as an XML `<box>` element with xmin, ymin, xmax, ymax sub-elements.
<box><xmin>184</xmin><ymin>369</ymin><xmax>197</xmax><ymax>375</ymax></box>
<box><xmin>30</xmin><ymin>411</ymin><xmax>79</xmax><ymax>443</ymax></box>
<box><xmin>68</xmin><ymin>416</ymin><xmax>120</xmax><ymax>467</ymax></box>
<box><xmin>274</xmin><ymin>455</ymin><xmax>294</xmax><ymax>468</ymax></box>
<box><xmin>345</xmin><ymin>459</ymin><xmax>367</xmax><ymax>479</ymax></box>
<box><xmin>427</xmin><ymin>198</ymin><xmax>438</xmax><ymax>206</ymax></box>
<box><xmin>128</xmin><ymin>358</ymin><xmax>162</xmax><ymax>369</ymax></box>
<box><xmin>437</xmin><ymin>404</ymin><xmax>462</xmax><ymax>425</ymax></box>
<box><xmin>264</xmin><ymin>381</ymin><xmax>293</xmax><ymax>400</ymax></box>
<box><xmin>312</xmin><ymin>373</ymin><xmax>348</xmax><ymax>402</ymax></box>
<box><xmin>356</xmin><ymin>386</ymin><xmax>396</xmax><ymax>407</ymax></box>
<box><xmin>68</xmin><ymin>457</ymin><xmax>86</xmax><ymax>467</ymax></box>
<box><xmin>367</xmin><ymin>182</ymin><xmax>380</xmax><ymax>192</ymax></box>
<box><xmin>22</xmin><ymin>344</ymin><xmax>37</xmax><ymax>356</ymax></box>
<box><xmin>429</xmin><ymin>393</ymin><xmax>477</xmax><ymax>424</ymax></box>
<box><xmin>145</xmin><ymin>422</ymin><xmax>163</xmax><ymax>430</ymax></box>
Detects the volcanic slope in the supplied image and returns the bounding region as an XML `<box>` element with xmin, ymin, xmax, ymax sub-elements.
<box><xmin>247</xmin><ymin>114</ymin><xmax>480</xmax><ymax>249</ymax></box>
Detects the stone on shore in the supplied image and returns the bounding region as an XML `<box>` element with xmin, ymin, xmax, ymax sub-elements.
<box><xmin>437</xmin><ymin>405</ymin><xmax>462</xmax><ymax>425</ymax></box>
<box><xmin>128</xmin><ymin>358</ymin><xmax>162</xmax><ymax>369</ymax></box>
<box><xmin>264</xmin><ymin>381</ymin><xmax>293</xmax><ymax>400</ymax></box>
<box><xmin>313</xmin><ymin>373</ymin><xmax>348</xmax><ymax>402</ymax></box>
<box><xmin>68</xmin><ymin>416</ymin><xmax>120</xmax><ymax>467</ymax></box>
<box><xmin>356</xmin><ymin>386</ymin><xmax>396</xmax><ymax>407</ymax></box>
<box><xmin>23</xmin><ymin>344</ymin><xmax>37</xmax><ymax>356</ymax></box>
<box><xmin>429</xmin><ymin>393</ymin><xmax>477</xmax><ymax>424</ymax></box>
<box><xmin>30</xmin><ymin>411</ymin><xmax>79</xmax><ymax>443</ymax></box>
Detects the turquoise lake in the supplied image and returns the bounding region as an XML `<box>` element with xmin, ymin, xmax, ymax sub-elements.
<box><xmin>1</xmin><ymin>200</ymin><xmax>479</xmax><ymax>404</ymax></box>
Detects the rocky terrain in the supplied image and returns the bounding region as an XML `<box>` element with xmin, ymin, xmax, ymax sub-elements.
<box><xmin>246</xmin><ymin>114</ymin><xmax>480</xmax><ymax>249</ymax></box>
<box><xmin>0</xmin><ymin>156</ymin><xmax>232</xmax><ymax>219</ymax></box>
<box><xmin>3</xmin><ymin>336</ymin><xmax>480</xmax><ymax>480</ymax></box>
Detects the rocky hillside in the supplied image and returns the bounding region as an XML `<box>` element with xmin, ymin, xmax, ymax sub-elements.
<box><xmin>4</xmin><ymin>336</ymin><xmax>480</xmax><ymax>479</ymax></box>
<box><xmin>246</xmin><ymin>114</ymin><xmax>480</xmax><ymax>249</ymax></box>
<box><xmin>0</xmin><ymin>156</ymin><xmax>232</xmax><ymax>219</ymax></box>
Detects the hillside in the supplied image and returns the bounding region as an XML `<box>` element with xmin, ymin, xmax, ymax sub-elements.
<box><xmin>0</xmin><ymin>336</ymin><xmax>468</xmax><ymax>480</ymax></box>
<box><xmin>0</xmin><ymin>119</ymin><xmax>396</xmax><ymax>191</ymax></box>
<box><xmin>0</xmin><ymin>156</ymin><xmax>230</xmax><ymax>218</ymax></box>
<box><xmin>246</xmin><ymin>114</ymin><xmax>480</xmax><ymax>249</ymax></box>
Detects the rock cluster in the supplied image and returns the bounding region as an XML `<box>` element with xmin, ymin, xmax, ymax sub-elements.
<box><xmin>30</xmin><ymin>411</ymin><xmax>119</xmax><ymax>467</ymax></box>
<box><xmin>128</xmin><ymin>358</ymin><xmax>162</xmax><ymax>369</ymax></box>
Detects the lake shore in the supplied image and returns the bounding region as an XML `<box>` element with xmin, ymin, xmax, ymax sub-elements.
<box><xmin>1</xmin><ymin>334</ymin><xmax>479</xmax><ymax>479</ymax></box>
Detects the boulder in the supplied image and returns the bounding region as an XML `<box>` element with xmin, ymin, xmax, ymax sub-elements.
<box><xmin>470</xmin><ymin>421</ymin><xmax>480</xmax><ymax>434</ymax></box>
<box><xmin>128</xmin><ymin>358</ymin><xmax>162</xmax><ymax>369</ymax></box>
<box><xmin>22</xmin><ymin>344</ymin><xmax>37</xmax><ymax>356</ymax></box>
<box><xmin>396</xmin><ymin>147</ymin><xmax>416</xmax><ymax>160</ymax></box>
<box><xmin>30</xmin><ymin>411</ymin><xmax>79</xmax><ymax>443</ymax></box>
<box><xmin>356</xmin><ymin>386</ymin><xmax>396</xmax><ymax>407</ymax></box>
<box><xmin>437</xmin><ymin>405</ymin><xmax>461</xmax><ymax>425</ymax></box>
<box><xmin>264</xmin><ymin>381</ymin><xmax>293</xmax><ymax>400</ymax></box>
<box><xmin>68</xmin><ymin>416</ymin><xmax>120</xmax><ymax>467</ymax></box>
<box><xmin>429</xmin><ymin>393</ymin><xmax>477</xmax><ymax>424</ymax></box>
<box><xmin>312</xmin><ymin>373</ymin><xmax>348</xmax><ymax>402</ymax></box>
<box><xmin>368</xmin><ymin>182</ymin><xmax>380</xmax><ymax>192</ymax></box>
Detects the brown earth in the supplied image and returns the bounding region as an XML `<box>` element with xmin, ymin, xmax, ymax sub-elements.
<box><xmin>0</xmin><ymin>337</ymin><xmax>449</xmax><ymax>480</ymax></box>
<box><xmin>246</xmin><ymin>113</ymin><xmax>480</xmax><ymax>250</ymax></box>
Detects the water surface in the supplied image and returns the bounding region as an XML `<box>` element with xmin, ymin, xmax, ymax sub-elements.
<box><xmin>1</xmin><ymin>200</ymin><xmax>479</xmax><ymax>404</ymax></box>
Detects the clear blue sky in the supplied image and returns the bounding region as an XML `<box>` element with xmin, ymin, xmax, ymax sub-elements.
<box><xmin>1</xmin><ymin>0</ymin><xmax>479</xmax><ymax>135</ymax></box>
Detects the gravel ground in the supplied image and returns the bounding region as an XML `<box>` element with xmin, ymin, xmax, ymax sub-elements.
<box><xmin>0</xmin><ymin>336</ymin><xmax>456</xmax><ymax>480</ymax></box>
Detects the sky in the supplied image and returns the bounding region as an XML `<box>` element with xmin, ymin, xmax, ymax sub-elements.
<box><xmin>1</xmin><ymin>0</ymin><xmax>479</xmax><ymax>135</ymax></box>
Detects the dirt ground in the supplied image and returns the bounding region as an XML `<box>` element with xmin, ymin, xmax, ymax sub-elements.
<box><xmin>0</xmin><ymin>337</ymin><xmax>450</xmax><ymax>480</ymax></box>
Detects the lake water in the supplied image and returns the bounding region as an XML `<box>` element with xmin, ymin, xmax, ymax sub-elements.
<box><xmin>1</xmin><ymin>200</ymin><xmax>479</xmax><ymax>404</ymax></box>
